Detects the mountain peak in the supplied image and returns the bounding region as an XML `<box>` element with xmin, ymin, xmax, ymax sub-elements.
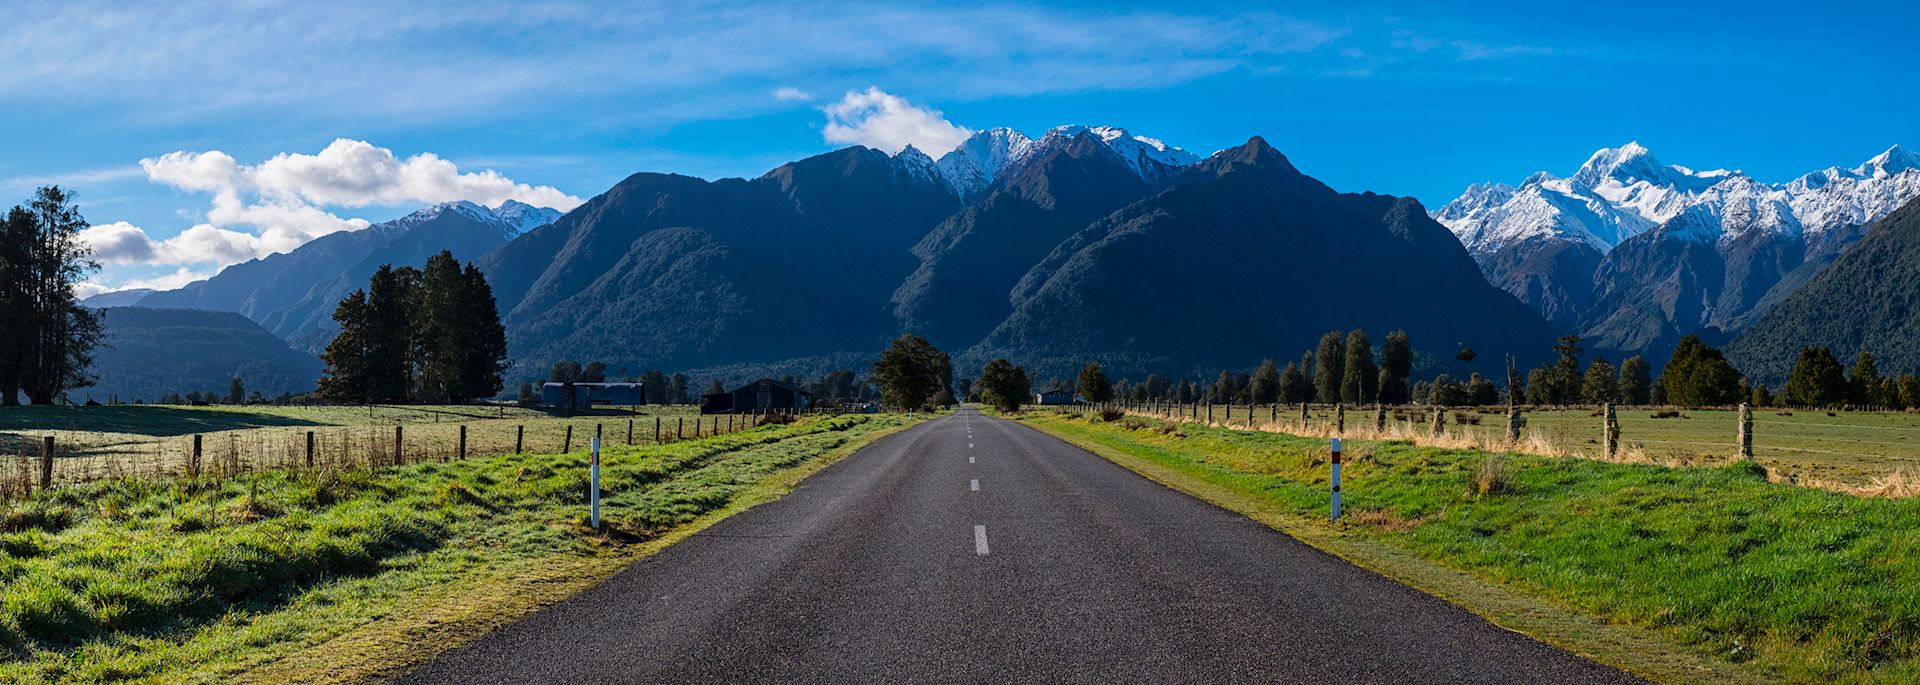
<box><xmin>920</xmin><ymin>123</ymin><xmax>1197</xmax><ymax>199</ymax></box>
<box><xmin>1861</xmin><ymin>144</ymin><xmax>1920</xmax><ymax>177</ymax></box>
<box><xmin>1197</xmin><ymin>136</ymin><xmax>1296</xmax><ymax>176</ymax></box>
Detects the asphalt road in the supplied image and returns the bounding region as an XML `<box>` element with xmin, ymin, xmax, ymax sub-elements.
<box><xmin>397</xmin><ymin>407</ymin><xmax>1643</xmax><ymax>684</ymax></box>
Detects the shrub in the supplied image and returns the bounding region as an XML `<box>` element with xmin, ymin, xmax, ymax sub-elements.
<box><xmin>1099</xmin><ymin>408</ymin><xmax>1125</xmax><ymax>422</ymax></box>
<box><xmin>1468</xmin><ymin>456</ymin><xmax>1516</xmax><ymax>499</ymax></box>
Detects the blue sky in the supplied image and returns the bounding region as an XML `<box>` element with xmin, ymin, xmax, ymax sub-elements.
<box><xmin>3</xmin><ymin>0</ymin><xmax>1915</xmax><ymax>294</ymax></box>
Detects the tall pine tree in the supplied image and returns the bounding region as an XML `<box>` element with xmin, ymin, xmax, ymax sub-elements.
<box><xmin>1340</xmin><ymin>329</ymin><xmax>1377</xmax><ymax>403</ymax></box>
<box><xmin>1313</xmin><ymin>330</ymin><xmax>1345</xmax><ymax>403</ymax></box>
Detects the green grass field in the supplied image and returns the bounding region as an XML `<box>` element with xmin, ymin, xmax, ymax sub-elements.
<box><xmin>1144</xmin><ymin>403</ymin><xmax>1920</xmax><ymax>489</ymax></box>
<box><xmin>0</xmin><ymin>404</ymin><xmax>719</xmax><ymax>490</ymax></box>
<box><xmin>0</xmin><ymin>412</ymin><xmax>920</xmax><ymax>684</ymax></box>
<box><xmin>1025</xmin><ymin>410</ymin><xmax>1920</xmax><ymax>684</ymax></box>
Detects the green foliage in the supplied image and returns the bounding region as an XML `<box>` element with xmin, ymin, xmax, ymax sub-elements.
<box><xmin>1277</xmin><ymin>363</ymin><xmax>1308</xmax><ymax>404</ymax></box>
<box><xmin>1313</xmin><ymin>330</ymin><xmax>1345</xmax><ymax>403</ymax></box>
<box><xmin>1617</xmin><ymin>356</ymin><xmax>1653</xmax><ymax>405</ymax></box>
<box><xmin>1340</xmin><ymin>329</ymin><xmax>1378</xmax><ymax>404</ymax></box>
<box><xmin>0</xmin><ymin>187</ymin><xmax>104</xmax><ymax>406</ymax></box>
<box><xmin>1785</xmin><ymin>347</ymin><xmax>1848</xmax><ymax>407</ymax></box>
<box><xmin>1581</xmin><ymin>358</ymin><xmax>1618</xmax><ymax>404</ymax></box>
<box><xmin>1661</xmin><ymin>335</ymin><xmax>1744</xmax><ymax>407</ymax></box>
<box><xmin>1378</xmin><ymin>330</ymin><xmax>1413</xmax><ymax>404</ymax></box>
<box><xmin>976</xmin><ymin>358</ymin><xmax>1030</xmax><ymax>413</ymax></box>
<box><xmin>1849</xmin><ymin>351</ymin><xmax>1882</xmax><ymax>406</ymax></box>
<box><xmin>1248</xmin><ymin>359</ymin><xmax>1280</xmax><ymax>404</ymax></box>
<box><xmin>317</xmin><ymin>252</ymin><xmax>508</xmax><ymax>404</ymax></box>
<box><xmin>1075</xmin><ymin>362</ymin><xmax>1113</xmax><ymax>404</ymax></box>
<box><xmin>871</xmin><ymin>335</ymin><xmax>950</xmax><ymax>411</ymax></box>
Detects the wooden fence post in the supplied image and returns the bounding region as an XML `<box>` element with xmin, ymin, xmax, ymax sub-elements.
<box><xmin>1270</xmin><ymin>402</ymin><xmax>1277</xmax><ymax>423</ymax></box>
<box><xmin>1431</xmin><ymin>406</ymin><xmax>1445</xmax><ymax>436</ymax></box>
<box><xmin>1299</xmin><ymin>402</ymin><xmax>1309</xmax><ymax>426</ymax></box>
<box><xmin>1374</xmin><ymin>404</ymin><xmax>1386</xmax><ymax>433</ymax></box>
<box><xmin>1335</xmin><ymin>403</ymin><xmax>1345</xmax><ymax>433</ymax></box>
<box><xmin>515</xmin><ymin>425</ymin><xmax>524</xmax><ymax>454</ymax></box>
<box><xmin>677</xmin><ymin>418</ymin><xmax>684</xmax><ymax>441</ymax></box>
<box><xmin>305</xmin><ymin>431</ymin><xmax>315</xmax><ymax>468</ymax></box>
<box><xmin>1206</xmin><ymin>402</ymin><xmax>1213</xmax><ymax>424</ymax></box>
<box><xmin>1602</xmin><ymin>403</ymin><xmax>1618</xmax><ymax>458</ymax></box>
<box><xmin>655</xmin><ymin>417</ymin><xmax>662</xmax><ymax>443</ymax></box>
<box><xmin>563</xmin><ymin>425</ymin><xmax>573</xmax><ymax>453</ymax></box>
<box><xmin>39</xmin><ymin>436</ymin><xmax>54</xmax><ymax>489</ymax></box>
<box><xmin>1738</xmin><ymin>403</ymin><xmax>1754</xmax><ymax>458</ymax></box>
<box><xmin>1506</xmin><ymin>404</ymin><xmax>1521</xmax><ymax>443</ymax></box>
<box><xmin>394</xmin><ymin>426</ymin><xmax>404</xmax><ymax>466</ymax></box>
<box><xmin>627</xmin><ymin>419</ymin><xmax>634</xmax><ymax>445</ymax></box>
<box><xmin>596</xmin><ymin>423</ymin><xmax>603</xmax><ymax>446</ymax></box>
<box><xmin>191</xmin><ymin>434</ymin><xmax>202</xmax><ymax>477</ymax></box>
<box><xmin>458</xmin><ymin>425</ymin><xmax>468</xmax><ymax>460</ymax></box>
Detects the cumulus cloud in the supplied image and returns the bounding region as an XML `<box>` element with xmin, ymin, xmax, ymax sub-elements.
<box><xmin>822</xmin><ymin>88</ymin><xmax>973</xmax><ymax>156</ymax></box>
<box><xmin>94</xmin><ymin>138</ymin><xmax>580</xmax><ymax>280</ymax></box>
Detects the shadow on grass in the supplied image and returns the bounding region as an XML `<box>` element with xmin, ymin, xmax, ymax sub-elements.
<box><xmin>0</xmin><ymin>406</ymin><xmax>323</xmax><ymax>436</ymax></box>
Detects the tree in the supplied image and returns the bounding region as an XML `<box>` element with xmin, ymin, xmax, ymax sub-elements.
<box><xmin>317</xmin><ymin>290</ymin><xmax>374</xmax><ymax>404</ymax></box>
<box><xmin>1581</xmin><ymin>358</ymin><xmax>1618</xmax><ymax>404</ymax></box>
<box><xmin>582</xmin><ymin>361</ymin><xmax>608</xmax><ymax>383</ymax></box>
<box><xmin>872</xmin><ymin>335</ymin><xmax>949</xmax><ymax>410</ymax></box>
<box><xmin>1144</xmin><ymin>374</ymin><xmax>1171</xmax><ymax>401</ymax></box>
<box><xmin>517</xmin><ymin>381</ymin><xmax>537</xmax><ymax>405</ymax></box>
<box><xmin>1341</xmin><ymin>329</ymin><xmax>1378</xmax><ymax>404</ymax></box>
<box><xmin>1378</xmin><ymin>330</ymin><xmax>1413</xmax><ymax>404</ymax></box>
<box><xmin>704</xmin><ymin>379</ymin><xmax>726</xmax><ymax>396</ymax></box>
<box><xmin>1525</xmin><ymin>367</ymin><xmax>1553</xmax><ymax>405</ymax></box>
<box><xmin>1077</xmin><ymin>362</ymin><xmax>1114</xmax><ymax>404</ymax></box>
<box><xmin>1661</xmin><ymin>335</ymin><xmax>1744</xmax><ymax>407</ymax></box>
<box><xmin>1456</xmin><ymin>347</ymin><xmax>1478</xmax><ymax>364</ymax></box>
<box><xmin>227</xmin><ymin>376</ymin><xmax>247</xmax><ymax>405</ymax></box>
<box><xmin>976</xmin><ymin>358</ymin><xmax>1030</xmax><ymax>413</ymax></box>
<box><xmin>549</xmin><ymin>359</ymin><xmax>585</xmax><ymax>411</ymax></box>
<box><xmin>1784</xmin><ymin>347</ymin><xmax>1848</xmax><ymax>407</ymax></box>
<box><xmin>1901</xmin><ymin>375</ymin><xmax>1920</xmax><ymax>410</ymax></box>
<box><xmin>1466</xmin><ymin>373</ymin><xmax>1498</xmax><ymax>405</ymax></box>
<box><xmin>671</xmin><ymin>373</ymin><xmax>689</xmax><ymax>404</ymax></box>
<box><xmin>2</xmin><ymin>188</ymin><xmax>103</xmax><ymax>404</ymax></box>
<box><xmin>1430</xmin><ymin>374</ymin><xmax>1466</xmax><ymax>406</ymax></box>
<box><xmin>1751</xmin><ymin>383</ymin><xmax>1775</xmax><ymax>407</ymax></box>
<box><xmin>1313</xmin><ymin>331</ymin><xmax>1345</xmax><ymax>403</ymax></box>
<box><xmin>639</xmin><ymin>370</ymin><xmax>669</xmax><ymax>405</ymax></box>
<box><xmin>1617</xmin><ymin>356</ymin><xmax>1653</xmax><ymax>405</ymax></box>
<box><xmin>1850</xmin><ymin>351</ymin><xmax>1883</xmax><ymax>406</ymax></box>
<box><xmin>1248</xmin><ymin>359</ymin><xmax>1280</xmax><ymax>404</ymax></box>
<box><xmin>1277</xmin><ymin>363</ymin><xmax>1307</xmax><ymax>403</ymax></box>
<box><xmin>1546</xmin><ymin>334</ymin><xmax>1585</xmax><ymax>404</ymax></box>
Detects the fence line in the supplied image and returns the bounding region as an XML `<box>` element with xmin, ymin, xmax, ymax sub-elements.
<box><xmin>0</xmin><ymin>405</ymin><xmax>833</xmax><ymax>499</ymax></box>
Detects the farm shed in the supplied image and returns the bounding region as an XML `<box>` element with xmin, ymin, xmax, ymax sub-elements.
<box><xmin>701</xmin><ymin>378</ymin><xmax>815</xmax><ymax>414</ymax></box>
<box><xmin>541</xmin><ymin>382</ymin><xmax>646</xmax><ymax>407</ymax></box>
<box><xmin>1034</xmin><ymin>391</ymin><xmax>1075</xmax><ymax>405</ymax></box>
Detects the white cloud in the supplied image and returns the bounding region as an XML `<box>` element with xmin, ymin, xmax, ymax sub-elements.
<box><xmin>774</xmin><ymin>86</ymin><xmax>812</xmax><ymax>102</ymax></box>
<box><xmin>97</xmin><ymin>138</ymin><xmax>580</xmax><ymax>277</ymax></box>
<box><xmin>81</xmin><ymin>220</ymin><xmax>266</xmax><ymax>268</ymax></box>
<box><xmin>821</xmin><ymin>88</ymin><xmax>972</xmax><ymax>156</ymax></box>
<box><xmin>77</xmin><ymin>267</ymin><xmax>217</xmax><ymax>301</ymax></box>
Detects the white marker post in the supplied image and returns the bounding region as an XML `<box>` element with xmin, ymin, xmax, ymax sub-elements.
<box><xmin>589</xmin><ymin>437</ymin><xmax>602</xmax><ymax>531</ymax></box>
<box><xmin>1329</xmin><ymin>437</ymin><xmax>1343</xmax><ymax>522</ymax></box>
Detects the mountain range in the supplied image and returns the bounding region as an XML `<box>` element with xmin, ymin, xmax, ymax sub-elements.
<box><xmin>85</xmin><ymin>307</ymin><xmax>323</xmax><ymax>403</ymax></box>
<box><xmin>1436</xmin><ymin>143</ymin><xmax>1920</xmax><ymax>360</ymax></box>
<box><xmin>91</xmin><ymin>128</ymin><xmax>1920</xmax><ymax>400</ymax></box>
<box><xmin>123</xmin><ymin>200</ymin><xmax>556</xmax><ymax>353</ymax></box>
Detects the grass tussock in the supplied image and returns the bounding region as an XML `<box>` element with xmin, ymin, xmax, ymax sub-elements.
<box><xmin>1025</xmin><ymin>411</ymin><xmax>1920</xmax><ymax>683</ymax></box>
<box><xmin>0</xmin><ymin>413</ymin><xmax>915</xmax><ymax>683</ymax></box>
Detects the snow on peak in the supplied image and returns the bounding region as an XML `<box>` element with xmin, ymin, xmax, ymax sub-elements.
<box><xmin>896</xmin><ymin>123</ymin><xmax>1199</xmax><ymax>199</ymax></box>
<box><xmin>893</xmin><ymin>144</ymin><xmax>944</xmax><ymax>188</ymax></box>
<box><xmin>1438</xmin><ymin>143</ymin><xmax>1920</xmax><ymax>258</ymax></box>
<box><xmin>491</xmin><ymin>199</ymin><xmax>562</xmax><ymax>233</ymax></box>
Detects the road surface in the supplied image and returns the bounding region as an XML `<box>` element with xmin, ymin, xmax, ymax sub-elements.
<box><xmin>397</xmin><ymin>407</ymin><xmax>1641</xmax><ymax>684</ymax></box>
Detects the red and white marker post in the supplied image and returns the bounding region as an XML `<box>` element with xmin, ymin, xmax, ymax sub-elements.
<box><xmin>1329</xmin><ymin>437</ymin><xmax>1343</xmax><ymax>522</ymax></box>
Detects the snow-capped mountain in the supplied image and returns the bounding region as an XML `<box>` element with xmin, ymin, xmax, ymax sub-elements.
<box><xmin>1436</xmin><ymin>142</ymin><xmax>1726</xmax><ymax>256</ymax></box>
<box><xmin>1437</xmin><ymin>143</ymin><xmax>1920</xmax><ymax>358</ymax></box>
<box><xmin>921</xmin><ymin>125</ymin><xmax>1200</xmax><ymax>199</ymax></box>
<box><xmin>491</xmin><ymin>199</ymin><xmax>563</xmax><ymax>233</ymax></box>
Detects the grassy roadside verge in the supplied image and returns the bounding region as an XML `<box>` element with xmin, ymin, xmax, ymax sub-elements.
<box><xmin>1021</xmin><ymin>411</ymin><xmax>1920</xmax><ymax>684</ymax></box>
<box><xmin>0</xmin><ymin>413</ymin><xmax>923</xmax><ymax>684</ymax></box>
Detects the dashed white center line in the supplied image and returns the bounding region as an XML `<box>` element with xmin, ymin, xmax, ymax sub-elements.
<box><xmin>973</xmin><ymin>525</ymin><xmax>990</xmax><ymax>555</ymax></box>
<box><xmin>970</xmin><ymin>479</ymin><xmax>980</xmax><ymax>491</ymax></box>
<box><xmin>969</xmin><ymin>455</ymin><xmax>975</xmax><ymax>463</ymax></box>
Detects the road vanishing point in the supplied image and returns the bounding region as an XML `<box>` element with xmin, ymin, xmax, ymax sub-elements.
<box><xmin>398</xmin><ymin>407</ymin><xmax>1642</xmax><ymax>684</ymax></box>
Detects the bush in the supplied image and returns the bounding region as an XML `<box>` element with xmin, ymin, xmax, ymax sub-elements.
<box><xmin>1468</xmin><ymin>456</ymin><xmax>1516</xmax><ymax>499</ymax></box>
<box><xmin>1099</xmin><ymin>408</ymin><xmax>1125</xmax><ymax>422</ymax></box>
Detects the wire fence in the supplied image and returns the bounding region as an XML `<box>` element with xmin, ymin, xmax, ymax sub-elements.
<box><xmin>1069</xmin><ymin>399</ymin><xmax>1920</xmax><ymax>496</ymax></box>
<box><xmin>0</xmin><ymin>405</ymin><xmax>827</xmax><ymax>501</ymax></box>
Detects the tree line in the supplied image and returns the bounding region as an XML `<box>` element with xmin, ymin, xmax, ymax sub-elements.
<box><xmin>0</xmin><ymin>187</ymin><xmax>102</xmax><ymax>405</ymax></box>
<box><xmin>316</xmin><ymin>251</ymin><xmax>509</xmax><ymax>404</ymax></box>
<box><xmin>529</xmin><ymin>360</ymin><xmax>880</xmax><ymax>407</ymax></box>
